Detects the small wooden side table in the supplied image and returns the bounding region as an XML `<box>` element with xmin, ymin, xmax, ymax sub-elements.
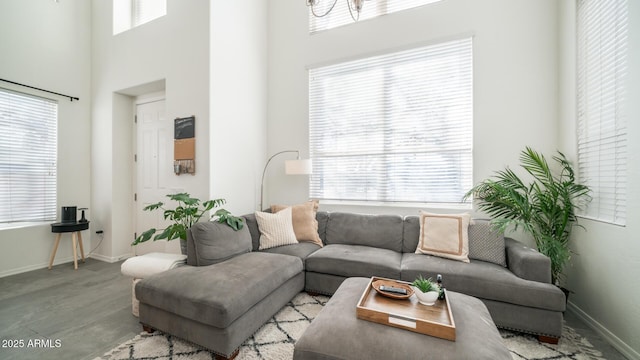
<box><xmin>49</xmin><ymin>221</ymin><xmax>90</xmax><ymax>270</ymax></box>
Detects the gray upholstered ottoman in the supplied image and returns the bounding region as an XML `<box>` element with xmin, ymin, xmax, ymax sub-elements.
<box><xmin>294</xmin><ymin>277</ymin><xmax>510</xmax><ymax>360</ymax></box>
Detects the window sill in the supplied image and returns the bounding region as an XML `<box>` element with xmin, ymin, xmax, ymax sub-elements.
<box><xmin>318</xmin><ymin>199</ymin><xmax>472</xmax><ymax>211</ymax></box>
<box><xmin>576</xmin><ymin>215</ymin><xmax>626</xmax><ymax>228</ymax></box>
<box><xmin>0</xmin><ymin>221</ymin><xmax>52</xmax><ymax>231</ymax></box>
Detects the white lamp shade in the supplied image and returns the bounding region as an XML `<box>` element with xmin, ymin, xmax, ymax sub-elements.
<box><xmin>285</xmin><ymin>159</ymin><xmax>312</xmax><ymax>175</ymax></box>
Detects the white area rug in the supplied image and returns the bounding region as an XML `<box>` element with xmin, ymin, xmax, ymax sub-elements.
<box><xmin>97</xmin><ymin>293</ymin><xmax>605</xmax><ymax>360</ymax></box>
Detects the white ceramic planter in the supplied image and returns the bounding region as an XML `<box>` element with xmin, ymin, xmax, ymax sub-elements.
<box><xmin>413</xmin><ymin>289</ymin><xmax>439</xmax><ymax>306</ymax></box>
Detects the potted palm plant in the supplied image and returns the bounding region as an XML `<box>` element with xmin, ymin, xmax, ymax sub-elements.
<box><xmin>131</xmin><ymin>193</ymin><xmax>244</xmax><ymax>254</ymax></box>
<box><xmin>464</xmin><ymin>147</ymin><xmax>590</xmax><ymax>286</ymax></box>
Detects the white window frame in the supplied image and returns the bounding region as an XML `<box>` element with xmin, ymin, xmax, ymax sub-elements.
<box><xmin>308</xmin><ymin>37</ymin><xmax>473</xmax><ymax>206</ymax></box>
<box><xmin>0</xmin><ymin>88</ymin><xmax>58</xmax><ymax>225</ymax></box>
<box><xmin>576</xmin><ymin>0</ymin><xmax>628</xmax><ymax>226</ymax></box>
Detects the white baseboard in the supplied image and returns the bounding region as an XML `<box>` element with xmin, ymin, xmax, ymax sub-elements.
<box><xmin>0</xmin><ymin>256</ymin><xmax>77</xmax><ymax>278</ymax></box>
<box><xmin>567</xmin><ymin>301</ymin><xmax>640</xmax><ymax>360</ymax></box>
<box><xmin>89</xmin><ymin>252</ymin><xmax>134</xmax><ymax>263</ymax></box>
<box><xmin>0</xmin><ymin>253</ymin><xmax>135</xmax><ymax>278</ymax></box>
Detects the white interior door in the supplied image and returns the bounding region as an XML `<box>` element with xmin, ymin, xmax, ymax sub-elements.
<box><xmin>134</xmin><ymin>99</ymin><xmax>179</xmax><ymax>255</ymax></box>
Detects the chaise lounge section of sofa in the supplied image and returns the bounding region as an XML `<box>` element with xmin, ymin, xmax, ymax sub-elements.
<box><xmin>136</xmin><ymin>221</ymin><xmax>305</xmax><ymax>359</ymax></box>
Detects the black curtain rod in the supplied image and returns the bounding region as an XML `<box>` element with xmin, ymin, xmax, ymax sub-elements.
<box><xmin>0</xmin><ymin>78</ymin><xmax>79</xmax><ymax>102</ymax></box>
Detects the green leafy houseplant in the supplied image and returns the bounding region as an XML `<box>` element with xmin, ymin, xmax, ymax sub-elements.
<box><xmin>411</xmin><ymin>275</ymin><xmax>440</xmax><ymax>294</ymax></box>
<box><xmin>131</xmin><ymin>193</ymin><xmax>244</xmax><ymax>247</ymax></box>
<box><xmin>464</xmin><ymin>147</ymin><xmax>591</xmax><ymax>285</ymax></box>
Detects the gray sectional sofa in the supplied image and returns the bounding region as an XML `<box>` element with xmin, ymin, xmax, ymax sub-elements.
<box><xmin>136</xmin><ymin>210</ymin><xmax>565</xmax><ymax>359</ymax></box>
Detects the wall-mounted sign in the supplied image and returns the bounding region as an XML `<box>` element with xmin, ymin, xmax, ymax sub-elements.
<box><xmin>174</xmin><ymin>116</ymin><xmax>195</xmax><ymax>139</ymax></box>
<box><xmin>174</xmin><ymin>116</ymin><xmax>195</xmax><ymax>175</ymax></box>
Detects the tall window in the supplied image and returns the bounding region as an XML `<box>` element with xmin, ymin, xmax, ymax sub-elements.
<box><xmin>309</xmin><ymin>37</ymin><xmax>473</xmax><ymax>205</ymax></box>
<box><xmin>309</xmin><ymin>0</ymin><xmax>441</xmax><ymax>33</ymax></box>
<box><xmin>113</xmin><ymin>0</ymin><xmax>167</xmax><ymax>35</ymax></box>
<box><xmin>576</xmin><ymin>0</ymin><xmax>628</xmax><ymax>225</ymax></box>
<box><xmin>0</xmin><ymin>89</ymin><xmax>58</xmax><ymax>223</ymax></box>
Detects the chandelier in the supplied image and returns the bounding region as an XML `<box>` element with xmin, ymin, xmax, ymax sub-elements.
<box><xmin>307</xmin><ymin>0</ymin><xmax>366</xmax><ymax>21</ymax></box>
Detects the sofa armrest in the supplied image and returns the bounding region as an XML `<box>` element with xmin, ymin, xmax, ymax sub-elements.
<box><xmin>505</xmin><ymin>237</ymin><xmax>552</xmax><ymax>283</ymax></box>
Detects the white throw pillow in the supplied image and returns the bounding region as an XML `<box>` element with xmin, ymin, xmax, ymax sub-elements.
<box><xmin>415</xmin><ymin>211</ymin><xmax>471</xmax><ymax>263</ymax></box>
<box><xmin>271</xmin><ymin>200</ymin><xmax>323</xmax><ymax>247</ymax></box>
<box><xmin>255</xmin><ymin>207</ymin><xmax>298</xmax><ymax>250</ymax></box>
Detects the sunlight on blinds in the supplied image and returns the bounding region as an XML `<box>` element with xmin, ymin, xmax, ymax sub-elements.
<box><xmin>0</xmin><ymin>89</ymin><xmax>57</xmax><ymax>223</ymax></box>
<box><xmin>576</xmin><ymin>0</ymin><xmax>628</xmax><ymax>225</ymax></box>
<box><xmin>309</xmin><ymin>37</ymin><xmax>473</xmax><ymax>204</ymax></box>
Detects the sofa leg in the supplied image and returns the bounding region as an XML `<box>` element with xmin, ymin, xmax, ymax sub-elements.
<box><xmin>538</xmin><ymin>335</ymin><xmax>559</xmax><ymax>344</ymax></box>
<box><xmin>213</xmin><ymin>348</ymin><xmax>239</xmax><ymax>360</ymax></box>
<box><xmin>142</xmin><ymin>324</ymin><xmax>156</xmax><ymax>333</ymax></box>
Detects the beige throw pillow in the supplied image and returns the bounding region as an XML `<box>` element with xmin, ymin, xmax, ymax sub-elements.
<box><xmin>415</xmin><ymin>211</ymin><xmax>471</xmax><ymax>263</ymax></box>
<box><xmin>271</xmin><ymin>200</ymin><xmax>323</xmax><ymax>247</ymax></box>
<box><xmin>255</xmin><ymin>207</ymin><xmax>298</xmax><ymax>250</ymax></box>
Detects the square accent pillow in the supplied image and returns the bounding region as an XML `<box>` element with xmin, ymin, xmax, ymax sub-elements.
<box><xmin>271</xmin><ymin>200</ymin><xmax>323</xmax><ymax>247</ymax></box>
<box><xmin>415</xmin><ymin>211</ymin><xmax>471</xmax><ymax>263</ymax></box>
<box><xmin>468</xmin><ymin>219</ymin><xmax>507</xmax><ymax>267</ymax></box>
<box><xmin>255</xmin><ymin>207</ymin><xmax>298</xmax><ymax>250</ymax></box>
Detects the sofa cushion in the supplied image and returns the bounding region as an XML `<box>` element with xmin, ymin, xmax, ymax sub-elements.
<box><xmin>255</xmin><ymin>207</ymin><xmax>299</xmax><ymax>250</ymax></box>
<box><xmin>243</xmin><ymin>213</ymin><xmax>262</xmax><ymax>251</ymax></box>
<box><xmin>402</xmin><ymin>215</ymin><xmax>421</xmax><ymax>253</ymax></box>
<box><xmin>259</xmin><ymin>242</ymin><xmax>321</xmax><ymax>269</ymax></box>
<box><xmin>316</xmin><ymin>211</ymin><xmax>329</xmax><ymax>244</ymax></box>
<box><xmin>415</xmin><ymin>212</ymin><xmax>471</xmax><ymax>263</ymax></box>
<box><xmin>136</xmin><ymin>252</ymin><xmax>304</xmax><ymax>328</ymax></box>
<box><xmin>187</xmin><ymin>221</ymin><xmax>252</xmax><ymax>266</ymax></box>
<box><xmin>400</xmin><ymin>253</ymin><xmax>565</xmax><ymax>312</ymax></box>
<box><xmin>468</xmin><ymin>219</ymin><xmax>506</xmax><ymax>267</ymax></box>
<box><xmin>305</xmin><ymin>244</ymin><xmax>401</xmax><ymax>279</ymax></box>
<box><xmin>325</xmin><ymin>212</ymin><xmax>404</xmax><ymax>252</ymax></box>
<box><xmin>271</xmin><ymin>201</ymin><xmax>323</xmax><ymax>247</ymax></box>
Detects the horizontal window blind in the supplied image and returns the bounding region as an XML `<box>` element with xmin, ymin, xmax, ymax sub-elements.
<box><xmin>576</xmin><ymin>0</ymin><xmax>628</xmax><ymax>225</ymax></box>
<box><xmin>309</xmin><ymin>0</ymin><xmax>441</xmax><ymax>33</ymax></box>
<box><xmin>0</xmin><ymin>88</ymin><xmax>57</xmax><ymax>223</ymax></box>
<box><xmin>309</xmin><ymin>37</ymin><xmax>473</xmax><ymax>204</ymax></box>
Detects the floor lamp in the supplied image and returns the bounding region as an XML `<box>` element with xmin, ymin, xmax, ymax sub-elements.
<box><xmin>260</xmin><ymin>150</ymin><xmax>312</xmax><ymax>211</ymax></box>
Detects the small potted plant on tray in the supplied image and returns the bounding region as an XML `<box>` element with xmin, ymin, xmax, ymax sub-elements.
<box><xmin>411</xmin><ymin>275</ymin><xmax>441</xmax><ymax>306</ymax></box>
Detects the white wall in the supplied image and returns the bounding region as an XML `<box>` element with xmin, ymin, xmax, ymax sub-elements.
<box><xmin>559</xmin><ymin>1</ymin><xmax>640</xmax><ymax>358</ymax></box>
<box><xmin>0</xmin><ymin>0</ymin><xmax>91</xmax><ymax>276</ymax></box>
<box><xmin>210</xmin><ymin>1</ymin><xmax>268</xmax><ymax>215</ymax></box>
<box><xmin>90</xmin><ymin>0</ymin><xmax>210</xmax><ymax>261</ymax></box>
<box><xmin>267</xmin><ymin>0</ymin><xmax>559</xmax><ymax>222</ymax></box>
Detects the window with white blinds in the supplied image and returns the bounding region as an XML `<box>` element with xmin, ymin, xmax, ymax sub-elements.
<box><xmin>113</xmin><ymin>0</ymin><xmax>166</xmax><ymax>35</ymax></box>
<box><xmin>132</xmin><ymin>0</ymin><xmax>167</xmax><ymax>28</ymax></box>
<box><xmin>309</xmin><ymin>37</ymin><xmax>473</xmax><ymax>205</ymax></box>
<box><xmin>0</xmin><ymin>88</ymin><xmax>57</xmax><ymax>223</ymax></box>
<box><xmin>576</xmin><ymin>0</ymin><xmax>628</xmax><ymax>226</ymax></box>
<box><xmin>309</xmin><ymin>0</ymin><xmax>441</xmax><ymax>33</ymax></box>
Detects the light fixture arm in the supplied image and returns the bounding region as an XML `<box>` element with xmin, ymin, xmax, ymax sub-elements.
<box><xmin>307</xmin><ymin>0</ymin><xmax>339</xmax><ymax>18</ymax></box>
<box><xmin>307</xmin><ymin>0</ymin><xmax>364</xmax><ymax>21</ymax></box>
<box><xmin>347</xmin><ymin>0</ymin><xmax>364</xmax><ymax>21</ymax></box>
<box><xmin>259</xmin><ymin>150</ymin><xmax>300</xmax><ymax>211</ymax></box>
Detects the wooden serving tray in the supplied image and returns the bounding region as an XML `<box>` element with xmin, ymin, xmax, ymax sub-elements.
<box><xmin>356</xmin><ymin>276</ymin><xmax>456</xmax><ymax>341</ymax></box>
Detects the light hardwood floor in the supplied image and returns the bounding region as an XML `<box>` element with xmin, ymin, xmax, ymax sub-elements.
<box><xmin>0</xmin><ymin>258</ymin><xmax>628</xmax><ymax>360</ymax></box>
